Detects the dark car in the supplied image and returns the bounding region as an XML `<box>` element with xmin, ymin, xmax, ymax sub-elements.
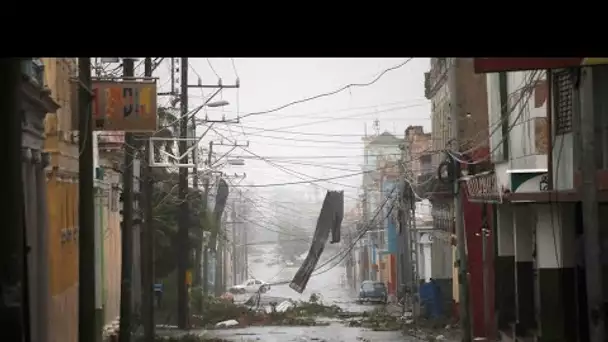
<box><xmin>357</xmin><ymin>280</ymin><xmax>387</xmax><ymax>304</ymax></box>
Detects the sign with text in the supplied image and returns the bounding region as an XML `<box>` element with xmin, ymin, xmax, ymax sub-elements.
<box><xmin>91</xmin><ymin>80</ymin><xmax>157</xmax><ymax>132</ymax></box>
<box><xmin>463</xmin><ymin>170</ymin><xmax>503</xmax><ymax>203</ymax></box>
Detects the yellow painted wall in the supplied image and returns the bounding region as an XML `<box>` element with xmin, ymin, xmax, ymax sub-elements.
<box><xmin>43</xmin><ymin>57</ymin><xmax>79</xmax><ymax>342</ymax></box>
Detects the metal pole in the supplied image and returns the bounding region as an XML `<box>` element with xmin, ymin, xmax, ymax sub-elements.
<box><xmin>202</xmin><ymin>142</ymin><xmax>213</xmax><ymax>297</ymax></box>
<box><xmin>119</xmin><ymin>58</ymin><xmax>135</xmax><ymax>342</ymax></box>
<box><xmin>176</xmin><ymin>57</ymin><xmax>189</xmax><ymax>329</ymax></box>
<box><xmin>480</xmin><ymin>204</ymin><xmax>490</xmax><ymax>339</ymax></box>
<box><xmin>580</xmin><ymin>66</ymin><xmax>605</xmax><ymax>342</ymax></box>
<box><xmin>191</xmin><ymin>104</ymin><xmax>201</xmax><ymax>290</ymax></box>
<box><xmin>449</xmin><ymin>57</ymin><xmax>472</xmax><ymax>342</ymax></box>
<box><xmin>242</xmin><ymin>190</ymin><xmax>248</xmax><ymax>280</ymax></box>
<box><xmin>232</xmin><ymin>205</ymin><xmax>237</xmax><ymax>285</ymax></box>
<box><xmin>411</xmin><ymin>199</ymin><xmax>420</xmax><ymax>317</ymax></box>
<box><xmin>170</xmin><ymin>58</ymin><xmax>175</xmax><ymax>96</ymax></box>
<box><xmin>141</xmin><ymin>57</ymin><xmax>155</xmax><ymax>342</ymax></box>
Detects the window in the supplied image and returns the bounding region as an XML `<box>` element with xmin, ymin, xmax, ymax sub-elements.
<box><xmin>373</xmin><ymin>282</ymin><xmax>386</xmax><ymax>289</ymax></box>
<box><xmin>255</xmin><ymin>280</ymin><xmax>262</xmax><ymax>285</ymax></box>
<box><xmin>361</xmin><ymin>282</ymin><xmax>374</xmax><ymax>290</ymax></box>
<box><xmin>553</xmin><ymin>69</ymin><xmax>574</xmax><ymax>135</ymax></box>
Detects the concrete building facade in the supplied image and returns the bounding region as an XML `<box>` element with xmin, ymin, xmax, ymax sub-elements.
<box><xmin>21</xmin><ymin>58</ymin><xmax>60</xmax><ymax>342</ymax></box>
<box><xmin>42</xmin><ymin>57</ymin><xmax>79</xmax><ymax>342</ymax></box>
<box><xmin>360</xmin><ymin>130</ymin><xmax>401</xmax><ymax>283</ymax></box>
<box><xmin>417</xmin><ymin>58</ymin><xmax>493</xmax><ymax>334</ymax></box>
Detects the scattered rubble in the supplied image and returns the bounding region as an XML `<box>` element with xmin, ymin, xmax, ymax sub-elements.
<box><xmin>402</xmin><ymin>318</ymin><xmax>461</xmax><ymax>341</ymax></box>
<box><xmin>214</xmin><ymin>319</ymin><xmax>239</xmax><ymax>328</ymax></box>
<box><xmin>189</xmin><ymin>292</ymin><xmax>343</xmax><ymax>329</ymax></box>
<box><xmin>344</xmin><ymin>308</ymin><xmax>402</xmax><ymax>331</ymax></box>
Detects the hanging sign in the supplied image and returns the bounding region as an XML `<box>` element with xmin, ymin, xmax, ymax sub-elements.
<box><xmin>71</xmin><ymin>79</ymin><xmax>158</xmax><ymax>132</ymax></box>
<box><xmin>463</xmin><ymin>170</ymin><xmax>503</xmax><ymax>203</ymax></box>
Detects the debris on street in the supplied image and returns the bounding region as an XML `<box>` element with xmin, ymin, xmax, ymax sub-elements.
<box><xmin>189</xmin><ymin>292</ymin><xmax>352</xmax><ymax>330</ymax></box>
<box><xmin>345</xmin><ymin>308</ymin><xmax>402</xmax><ymax>331</ymax></box>
<box><xmin>402</xmin><ymin>318</ymin><xmax>461</xmax><ymax>341</ymax></box>
<box><xmin>214</xmin><ymin>319</ymin><xmax>239</xmax><ymax>328</ymax></box>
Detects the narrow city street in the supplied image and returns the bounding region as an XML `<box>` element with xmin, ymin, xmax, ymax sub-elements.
<box><xmin>198</xmin><ymin>248</ymin><xmax>406</xmax><ymax>341</ymax></box>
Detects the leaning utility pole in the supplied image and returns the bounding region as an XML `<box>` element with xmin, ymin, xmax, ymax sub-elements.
<box><xmin>77</xmin><ymin>57</ymin><xmax>99</xmax><ymax>342</ymax></box>
<box><xmin>140</xmin><ymin>57</ymin><xmax>155</xmax><ymax>342</ymax></box>
<box><xmin>580</xmin><ymin>67</ymin><xmax>605</xmax><ymax>342</ymax></box>
<box><xmin>119</xmin><ymin>58</ymin><xmax>135</xmax><ymax>342</ymax></box>
<box><xmin>176</xmin><ymin>57</ymin><xmax>190</xmax><ymax>329</ymax></box>
<box><xmin>448</xmin><ymin>58</ymin><xmax>472</xmax><ymax>342</ymax></box>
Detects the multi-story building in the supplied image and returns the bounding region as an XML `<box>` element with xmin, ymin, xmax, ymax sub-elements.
<box><xmin>398</xmin><ymin>126</ymin><xmax>432</xmax><ymax>296</ymax></box>
<box><xmin>360</xmin><ymin>128</ymin><xmax>401</xmax><ymax>282</ymax></box>
<box><xmin>43</xmin><ymin>59</ymin><xmax>125</xmax><ymax>341</ymax></box>
<box><xmin>474</xmin><ymin>60</ymin><xmax>578</xmax><ymax>342</ymax></box>
<box><xmin>20</xmin><ymin>58</ymin><xmax>60</xmax><ymax>342</ymax></box>
<box><xmin>404</xmin><ymin>126</ymin><xmax>432</xmax><ymax>176</ymax></box>
<box><xmin>42</xmin><ymin>57</ymin><xmax>80</xmax><ymax>342</ymax></box>
<box><xmin>420</xmin><ymin>58</ymin><xmax>493</xmax><ymax>336</ymax></box>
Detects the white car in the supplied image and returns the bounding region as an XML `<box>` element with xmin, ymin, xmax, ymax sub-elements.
<box><xmin>229</xmin><ymin>279</ymin><xmax>271</xmax><ymax>294</ymax></box>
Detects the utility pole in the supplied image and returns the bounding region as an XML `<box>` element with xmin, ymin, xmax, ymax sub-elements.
<box><xmin>410</xmin><ymin>190</ymin><xmax>420</xmax><ymax>316</ymax></box>
<box><xmin>119</xmin><ymin>58</ymin><xmax>135</xmax><ymax>342</ymax></box>
<box><xmin>398</xmin><ymin>153</ymin><xmax>413</xmax><ymax>311</ymax></box>
<box><xmin>77</xmin><ymin>58</ymin><xmax>97</xmax><ymax>342</ymax></box>
<box><xmin>170</xmin><ymin>58</ymin><xmax>176</xmax><ymax>95</ymax></box>
<box><xmin>241</xmin><ymin>190</ymin><xmax>248</xmax><ymax>282</ymax></box>
<box><xmin>191</xmin><ymin>89</ymin><xmax>202</xmax><ymax>293</ymax></box>
<box><xmin>479</xmin><ymin>204</ymin><xmax>491</xmax><ymax>339</ymax></box>
<box><xmin>448</xmin><ymin>58</ymin><xmax>472</xmax><ymax>342</ymax></box>
<box><xmin>215</xmin><ymin>210</ymin><xmax>226</xmax><ymax>296</ymax></box>
<box><xmin>231</xmin><ymin>204</ymin><xmax>237</xmax><ymax>285</ymax></box>
<box><xmin>580</xmin><ymin>67</ymin><xmax>605</xmax><ymax>342</ymax></box>
<box><xmin>140</xmin><ymin>57</ymin><xmax>155</xmax><ymax>342</ymax></box>
<box><xmin>201</xmin><ymin>142</ymin><xmax>213</xmax><ymax>297</ymax></box>
<box><xmin>177</xmin><ymin>57</ymin><xmax>189</xmax><ymax>329</ymax></box>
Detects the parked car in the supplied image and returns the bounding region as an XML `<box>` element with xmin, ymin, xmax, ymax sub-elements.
<box><xmin>229</xmin><ymin>278</ymin><xmax>271</xmax><ymax>294</ymax></box>
<box><xmin>357</xmin><ymin>280</ymin><xmax>388</xmax><ymax>304</ymax></box>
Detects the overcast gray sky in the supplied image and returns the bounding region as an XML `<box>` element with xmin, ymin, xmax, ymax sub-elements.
<box><xmin>153</xmin><ymin>58</ymin><xmax>431</xmax><ymax>234</ymax></box>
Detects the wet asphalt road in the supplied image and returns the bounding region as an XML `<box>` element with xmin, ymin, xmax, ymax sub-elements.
<box><xmin>201</xmin><ymin>250</ymin><xmax>408</xmax><ymax>341</ymax></box>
